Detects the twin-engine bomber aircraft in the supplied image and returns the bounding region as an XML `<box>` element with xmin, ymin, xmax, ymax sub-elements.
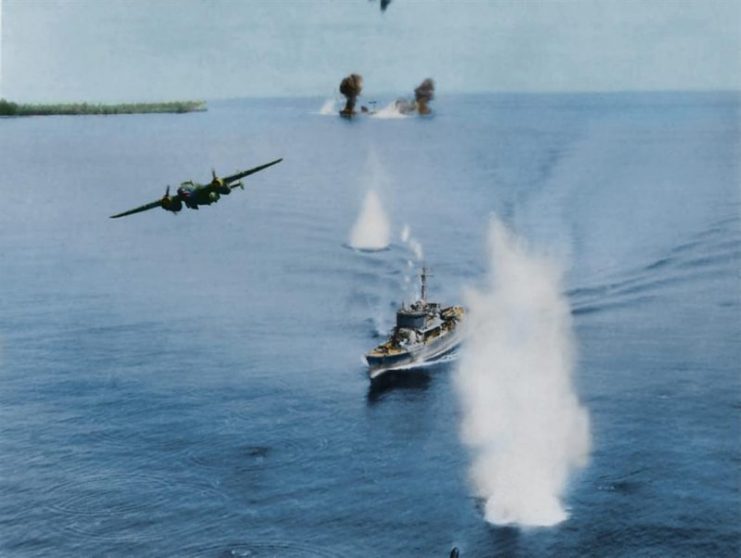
<box><xmin>110</xmin><ymin>158</ymin><xmax>283</xmax><ymax>219</ymax></box>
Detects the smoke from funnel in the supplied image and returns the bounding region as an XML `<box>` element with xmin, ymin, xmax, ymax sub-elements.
<box><xmin>455</xmin><ymin>218</ymin><xmax>591</xmax><ymax>527</ymax></box>
<box><xmin>414</xmin><ymin>78</ymin><xmax>435</xmax><ymax>114</ymax></box>
<box><xmin>339</xmin><ymin>74</ymin><xmax>364</xmax><ymax>116</ymax></box>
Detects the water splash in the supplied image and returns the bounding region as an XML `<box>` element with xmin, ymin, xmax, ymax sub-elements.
<box><xmin>318</xmin><ymin>99</ymin><xmax>337</xmax><ymax>115</ymax></box>
<box><xmin>454</xmin><ymin>218</ymin><xmax>591</xmax><ymax>527</ymax></box>
<box><xmin>372</xmin><ymin>101</ymin><xmax>409</xmax><ymax>119</ymax></box>
<box><xmin>379</xmin><ymin>350</ymin><xmax>459</xmax><ymax>372</ymax></box>
<box><xmin>400</xmin><ymin>224</ymin><xmax>424</xmax><ymax>261</ymax></box>
<box><xmin>408</xmin><ymin>239</ymin><xmax>423</xmax><ymax>261</ymax></box>
<box><xmin>401</xmin><ymin>224</ymin><xmax>411</xmax><ymax>243</ymax></box>
<box><xmin>348</xmin><ymin>190</ymin><xmax>390</xmax><ymax>251</ymax></box>
<box><xmin>399</xmin><ymin>224</ymin><xmax>425</xmax><ymax>301</ymax></box>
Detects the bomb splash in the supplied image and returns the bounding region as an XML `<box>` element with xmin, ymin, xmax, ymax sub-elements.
<box><xmin>454</xmin><ymin>219</ymin><xmax>591</xmax><ymax>527</ymax></box>
<box><xmin>348</xmin><ymin>190</ymin><xmax>390</xmax><ymax>251</ymax></box>
<box><xmin>318</xmin><ymin>98</ymin><xmax>337</xmax><ymax>115</ymax></box>
<box><xmin>372</xmin><ymin>101</ymin><xmax>409</xmax><ymax>120</ymax></box>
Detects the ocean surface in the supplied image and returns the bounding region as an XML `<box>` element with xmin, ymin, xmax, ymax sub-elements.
<box><xmin>0</xmin><ymin>92</ymin><xmax>739</xmax><ymax>556</ymax></box>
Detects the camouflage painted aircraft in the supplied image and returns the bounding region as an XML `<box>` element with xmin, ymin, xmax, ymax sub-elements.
<box><xmin>110</xmin><ymin>158</ymin><xmax>283</xmax><ymax>218</ymax></box>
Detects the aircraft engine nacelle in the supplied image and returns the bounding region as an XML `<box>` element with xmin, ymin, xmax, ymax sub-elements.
<box><xmin>161</xmin><ymin>196</ymin><xmax>182</xmax><ymax>213</ymax></box>
<box><xmin>208</xmin><ymin>191</ymin><xmax>220</xmax><ymax>202</ymax></box>
<box><xmin>211</xmin><ymin>173</ymin><xmax>229</xmax><ymax>195</ymax></box>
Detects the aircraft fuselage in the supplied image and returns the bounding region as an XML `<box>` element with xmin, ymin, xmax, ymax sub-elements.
<box><xmin>176</xmin><ymin>181</ymin><xmax>230</xmax><ymax>210</ymax></box>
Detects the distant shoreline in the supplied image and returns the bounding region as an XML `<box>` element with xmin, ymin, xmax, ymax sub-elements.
<box><xmin>0</xmin><ymin>99</ymin><xmax>207</xmax><ymax>117</ymax></box>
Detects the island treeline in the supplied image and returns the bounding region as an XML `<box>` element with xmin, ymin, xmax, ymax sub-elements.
<box><xmin>0</xmin><ymin>99</ymin><xmax>206</xmax><ymax>116</ymax></box>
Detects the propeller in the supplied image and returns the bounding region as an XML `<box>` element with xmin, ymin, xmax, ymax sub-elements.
<box><xmin>209</xmin><ymin>168</ymin><xmax>229</xmax><ymax>197</ymax></box>
<box><xmin>161</xmin><ymin>185</ymin><xmax>172</xmax><ymax>205</ymax></box>
<box><xmin>210</xmin><ymin>168</ymin><xmax>224</xmax><ymax>188</ymax></box>
<box><xmin>161</xmin><ymin>185</ymin><xmax>181</xmax><ymax>213</ymax></box>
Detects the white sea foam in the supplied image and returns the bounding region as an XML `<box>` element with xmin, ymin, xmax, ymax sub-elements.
<box><xmin>372</xmin><ymin>101</ymin><xmax>408</xmax><ymax>119</ymax></box>
<box><xmin>454</xmin><ymin>218</ymin><xmax>591</xmax><ymax>527</ymax></box>
<box><xmin>372</xmin><ymin>351</ymin><xmax>460</xmax><ymax>376</ymax></box>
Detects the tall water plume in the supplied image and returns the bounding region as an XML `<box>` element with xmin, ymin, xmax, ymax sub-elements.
<box><xmin>455</xmin><ymin>218</ymin><xmax>591</xmax><ymax>527</ymax></box>
<box><xmin>348</xmin><ymin>190</ymin><xmax>390</xmax><ymax>251</ymax></box>
<box><xmin>400</xmin><ymin>224</ymin><xmax>424</xmax><ymax>300</ymax></box>
<box><xmin>348</xmin><ymin>152</ymin><xmax>393</xmax><ymax>251</ymax></box>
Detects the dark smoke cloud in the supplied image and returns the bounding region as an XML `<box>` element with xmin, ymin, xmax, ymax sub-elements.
<box><xmin>339</xmin><ymin>73</ymin><xmax>363</xmax><ymax>115</ymax></box>
<box><xmin>414</xmin><ymin>78</ymin><xmax>435</xmax><ymax>114</ymax></box>
<box><xmin>393</xmin><ymin>98</ymin><xmax>416</xmax><ymax>115</ymax></box>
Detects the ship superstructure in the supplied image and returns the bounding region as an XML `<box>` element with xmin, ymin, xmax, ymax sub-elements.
<box><xmin>365</xmin><ymin>268</ymin><xmax>464</xmax><ymax>379</ymax></box>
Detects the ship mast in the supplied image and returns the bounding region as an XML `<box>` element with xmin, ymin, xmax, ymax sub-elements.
<box><xmin>420</xmin><ymin>266</ymin><xmax>428</xmax><ymax>302</ymax></box>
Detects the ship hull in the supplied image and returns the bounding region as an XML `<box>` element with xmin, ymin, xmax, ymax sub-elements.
<box><xmin>366</xmin><ymin>329</ymin><xmax>463</xmax><ymax>380</ymax></box>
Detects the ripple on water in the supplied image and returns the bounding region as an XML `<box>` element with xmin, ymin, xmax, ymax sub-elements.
<box><xmin>45</xmin><ymin>473</ymin><xmax>230</xmax><ymax>541</ymax></box>
<box><xmin>83</xmin><ymin>419</ymin><xmax>197</xmax><ymax>455</ymax></box>
<box><xmin>186</xmin><ymin>432</ymin><xmax>331</xmax><ymax>474</ymax></box>
<box><xmin>184</xmin><ymin>540</ymin><xmax>348</xmax><ymax>557</ymax></box>
<box><xmin>187</xmin><ymin>439</ymin><xmax>300</xmax><ymax>472</ymax></box>
<box><xmin>571</xmin><ymin>213</ymin><xmax>740</xmax><ymax>310</ymax></box>
<box><xmin>595</xmin><ymin>468</ymin><xmax>647</xmax><ymax>495</ymax></box>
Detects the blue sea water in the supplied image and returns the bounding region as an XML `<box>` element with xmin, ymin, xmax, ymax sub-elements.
<box><xmin>0</xmin><ymin>92</ymin><xmax>739</xmax><ymax>557</ymax></box>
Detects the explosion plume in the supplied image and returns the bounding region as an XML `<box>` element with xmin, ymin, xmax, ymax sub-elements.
<box><xmin>414</xmin><ymin>78</ymin><xmax>435</xmax><ymax>115</ymax></box>
<box><xmin>339</xmin><ymin>74</ymin><xmax>364</xmax><ymax>117</ymax></box>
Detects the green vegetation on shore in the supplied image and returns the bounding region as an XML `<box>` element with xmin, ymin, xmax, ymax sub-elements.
<box><xmin>0</xmin><ymin>98</ymin><xmax>206</xmax><ymax>116</ymax></box>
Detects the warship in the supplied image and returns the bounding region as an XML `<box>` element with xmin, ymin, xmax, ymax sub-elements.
<box><xmin>365</xmin><ymin>268</ymin><xmax>464</xmax><ymax>379</ymax></box>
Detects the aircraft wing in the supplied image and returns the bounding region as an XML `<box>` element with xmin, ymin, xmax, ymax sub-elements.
<box><xmin>110</xmin><ymin>199</ymin><xmax>162</xmax><ymax>219</ymax></box>
<box><xmin>222</xmin><ymin>158</ymin><xmax>283</xmax><ymax>185</ymax></box>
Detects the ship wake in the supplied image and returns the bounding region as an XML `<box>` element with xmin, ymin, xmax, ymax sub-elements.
<box><xmin>369</xmin><ymin>350</ymin><xmax>460</xmax><ymax>379</ymax></box>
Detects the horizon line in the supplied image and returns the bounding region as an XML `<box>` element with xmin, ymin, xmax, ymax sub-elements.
<box><xmin>4</xmin><ymin>88</ymin><xmax>740</xmax><ymax>105</ymax></box>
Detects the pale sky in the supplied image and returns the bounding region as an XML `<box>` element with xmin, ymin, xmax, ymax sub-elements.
<box><xmin>1</xmin><ymin>0</ymin><xmax>739</xmax><ymax>102</ymax></box>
